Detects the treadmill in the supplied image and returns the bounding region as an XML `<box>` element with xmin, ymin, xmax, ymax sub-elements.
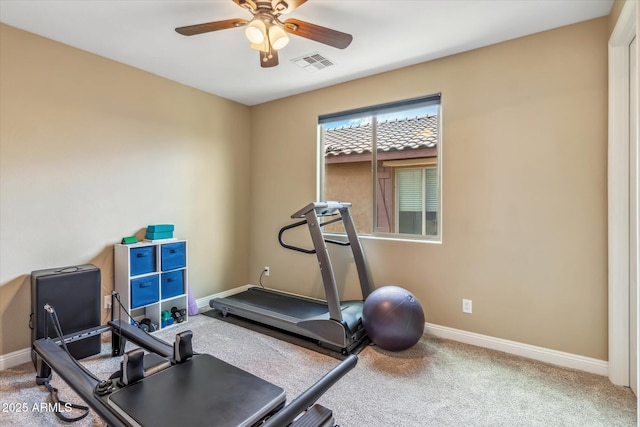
<box><xmin>210</xmin><ymin>201</ymin><xmax>374</xmax><ymax>354</ymax></box>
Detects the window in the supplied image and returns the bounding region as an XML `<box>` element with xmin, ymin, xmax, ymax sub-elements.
<box><xmin>318</xmin><ymin>94</ymin><xmax>441</xmax><ymax>240</ymax></box>
<box><xmin>396</xmin><ymin>167</ymin><xmax>438</xmax><ymax>235</ymax></box>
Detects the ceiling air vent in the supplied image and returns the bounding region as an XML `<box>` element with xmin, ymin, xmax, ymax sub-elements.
<box><xmin>291</xmin><ymin>52</ymin><xmax>335</xmax><ymax>72</ymax></box>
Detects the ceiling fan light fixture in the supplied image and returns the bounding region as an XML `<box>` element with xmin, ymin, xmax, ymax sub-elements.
<box><xmin>250</xmin><ymin>38</ymin><xmax>270</xmax><ymax>53</ymax></box>
<box><xmin>268</xmin><ymin>25</ymin><xmax>289</xmax><ymax>50</ymax></box>
<box><xmin>245</xmin><ymin>19</ymin><xmax>266</xmax><ymax>44</ymax></box>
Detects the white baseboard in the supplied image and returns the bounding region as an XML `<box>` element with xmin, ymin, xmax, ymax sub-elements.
<box><xmin>0</xmin><ymin>287</ymin><xmax>608</xmax><ymax>377</ymax></box>
<box><xmin>425</xmin><ymin>323</ymin><xmax>608</xmax><ymax>376</ymax></box>
<box><xmin>0</xmin><ymin>347</ymin><xmax>32</xmax><ymax>370</ymax></box>
<box><xmin>195</xmin><ymin>284</ymin><xmax>255</xmax><ymax>312</ymax></box>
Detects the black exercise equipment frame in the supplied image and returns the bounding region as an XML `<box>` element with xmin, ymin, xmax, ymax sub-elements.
<box><xmin>210</xmin><ymin>201</ymin><xmax>375</xmax><ymax>354</ymax></box>
<box><xmin>31</xmin><ymin>292</ymin><xmax>357</xmax><ymax>427</ymax></box>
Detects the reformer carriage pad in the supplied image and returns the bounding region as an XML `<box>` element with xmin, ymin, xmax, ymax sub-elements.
<box><xmin>107</xmin><ymin>354</ymin><xmax>285</xmax><ymax>427</ymax></box>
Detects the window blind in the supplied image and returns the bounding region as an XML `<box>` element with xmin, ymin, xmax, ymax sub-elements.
<box><xmin>398</xmin><ymin>167</ymin><xmax>438</xmax><ymax>213</ymax></box>
<box><xmin>425</xmin><ymin>167</ymin><xmax>438</xmax><ymax>213</ymax></box>
<box><xmin>398</xmin><ymin>169</ymin><xmax>423</xmax><ymax>212</ymax></box>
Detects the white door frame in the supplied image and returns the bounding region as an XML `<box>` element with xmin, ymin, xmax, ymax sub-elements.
<box><xmin>608</xmin><ymin>0</ymin><xmax>638</xmax><ymax>387</ymax></box>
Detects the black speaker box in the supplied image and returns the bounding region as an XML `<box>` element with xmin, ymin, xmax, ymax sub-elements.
<box><xmin>31</xmin><ymin>264</ymin><xmax>101</xmax><ymax>368</ymax></box>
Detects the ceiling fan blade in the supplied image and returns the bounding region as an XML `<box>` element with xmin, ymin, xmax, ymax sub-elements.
<box><xmin>175</xmin><ymin>18</ymin><xmax>247</xmax><ymax>36</ymax></box>
<box><xmin>283</xmin><ymin>19</ymin><xmax>352</xmax><ymax>49</ymax></box>
<box><xmin>260</xmin><ymin>50</ymin><xmax>279</xmax><ymax>68</ymax></box>
<box><xmin>272</xmin><ymin>0</ymin><xmax>307</xmax><ymax>14</ymax></box>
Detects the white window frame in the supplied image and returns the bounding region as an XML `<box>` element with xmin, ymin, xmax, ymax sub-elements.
<box><xmin>318</xmin><ymin>94</ymin><xmax>442</xmax><ymax>243</ymax></box>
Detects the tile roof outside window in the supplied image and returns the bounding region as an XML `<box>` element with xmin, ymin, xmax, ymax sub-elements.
<box><xmin>324</xmin><ymin>115</ymin><xmax>438</xmax><ymax>158</ymax></box>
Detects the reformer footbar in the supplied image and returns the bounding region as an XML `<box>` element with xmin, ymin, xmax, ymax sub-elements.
<box><xmin>210</xmin><ymin>201</ymin><xmax>374</xmax><ymax>354</ymax></box>
<box><xmin>32</xmin><ymin>293</ymin><xmax>357</xmax><ymax>427</ymax></box>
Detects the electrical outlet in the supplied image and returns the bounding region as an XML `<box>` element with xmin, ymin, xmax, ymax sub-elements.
<box><xmin>104</xmin><ymin>295</ymin><xmax>112</xmax><ymax>310</ymax></box>
<box><xmin>264</xmin><ymin>266</ymin><xmax>270</xmax><ymax>277</ymax></box>
<box><xmin>462</xmin><ymin>299</ymin><xmax>472</xmax><ymax>314</ymax></box>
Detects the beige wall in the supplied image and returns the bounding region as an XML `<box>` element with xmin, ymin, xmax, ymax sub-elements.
<box><xmin>250</xmin><ymin>18</ymin><xmax>609</xmax><ymax>359</ymax></box>
<box><xmin>0</xmin><ymin>24</ymin><xmax>252</xmax><ymax>355</ymax></box>
<box><xmin>0</xmin><ymin>15</ymin><xmax>612</xmax><ymax>361</ymax></box>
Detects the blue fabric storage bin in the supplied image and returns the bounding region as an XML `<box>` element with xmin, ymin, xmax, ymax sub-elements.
<box><xmin>130</xmin><ymin>275</ymin><xmax>159</xmax><ymax>308</ymax></box>
<box><xmin>130</xmin><ymin>246</ymin><xmax>156</xmax><ymax>276</ymax></box>
<box><xmin>161</xmin><ymin>270</ymin><xmax>184</xmax><ymax>299</ymax></box>
<box><xmin>161</xmin><ymin>242</ymin><xmax>186</xmax><ymax>271</ymax></box>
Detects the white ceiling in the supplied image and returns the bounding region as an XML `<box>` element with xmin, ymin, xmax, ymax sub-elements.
<box><xmin>0</xmin><ymin>0</ymin><xmax>613</xmax><ymax>106</ymax></box>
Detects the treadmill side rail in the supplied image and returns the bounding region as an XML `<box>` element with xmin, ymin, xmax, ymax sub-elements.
<box><xmin>339</xmin><ymin>206</ymin><xmax>374</xmax><ymax>299</ymax></box>
<box><xmin>304</xmin><ymin>208</ymin><xmax>344</xmax><ymax>322</ymax></box>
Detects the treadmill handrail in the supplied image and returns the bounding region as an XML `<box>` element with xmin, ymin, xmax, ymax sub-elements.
<box><xmin>278</xmin><ymin>219</ymin><xmax>351</xmax><ymax>254</ymax></box>
<box><xmin>278</xmin><ymin>220</ymin><xmax>316</xmax><ymax>254</ymax></box>
<box><xmin>317</xmin><ymin>216</ymin><xmax>351</xmax><ymax>247</ymax></box>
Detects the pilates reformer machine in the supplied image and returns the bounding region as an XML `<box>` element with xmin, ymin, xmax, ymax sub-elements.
<box><xmin>31</xmin><ymin>294</ymin><xmax>357</xmax><ymax>427</ymax></box>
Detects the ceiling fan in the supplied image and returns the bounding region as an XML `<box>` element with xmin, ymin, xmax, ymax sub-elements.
<box><xmin>175</xmin><ymin>0</ymin><xmax>353</xmax><ymax>68</ymax></box>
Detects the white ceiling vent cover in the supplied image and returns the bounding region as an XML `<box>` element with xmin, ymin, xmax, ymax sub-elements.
<box><xmin>291</xmin><ymin>52</ymin><xmax>335</xmax><ymax>72</ymax></box>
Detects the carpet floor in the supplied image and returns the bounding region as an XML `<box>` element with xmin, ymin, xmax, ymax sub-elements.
<box><xmin>0</xmin><ymin>313</ymin><xmax>636</xmax><ymax>426</ymax></box>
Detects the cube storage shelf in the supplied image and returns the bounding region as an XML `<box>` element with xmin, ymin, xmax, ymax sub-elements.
<box><xmin>114</xmin><ymin>239</ymin><xmax>188</xmax><ymax>331</ymax></box>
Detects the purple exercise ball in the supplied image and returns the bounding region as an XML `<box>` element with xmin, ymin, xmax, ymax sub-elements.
<box><xmin>362</xmin><ymin>285</ymin><xmax>425</xmax><ymax>351</ymax></box>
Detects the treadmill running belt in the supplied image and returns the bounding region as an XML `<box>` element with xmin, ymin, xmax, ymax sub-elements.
<box><xmin>223</xmin><ymin>288</ymin><xmax>329</xmax><ymax>319</ymax></box>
